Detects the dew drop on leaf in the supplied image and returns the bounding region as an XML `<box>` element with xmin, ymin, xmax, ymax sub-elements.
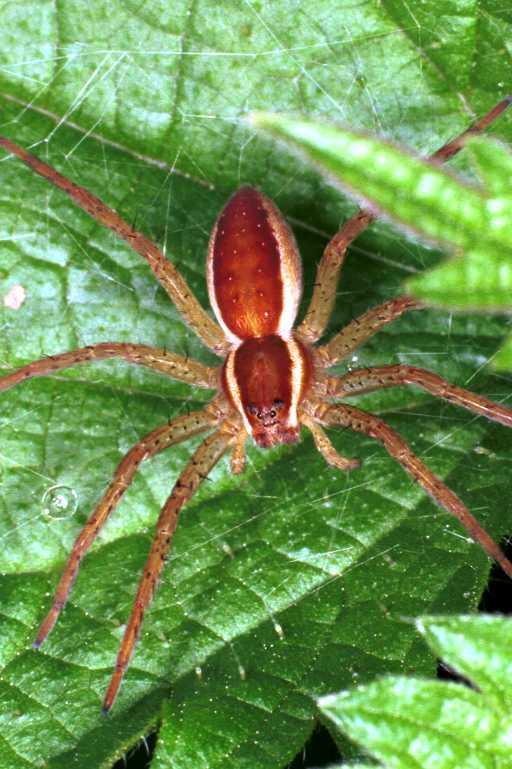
<box><xmin>42</xmin><ymin>484</ymin><xmax>78</xmax><ymax>520</ymax></box>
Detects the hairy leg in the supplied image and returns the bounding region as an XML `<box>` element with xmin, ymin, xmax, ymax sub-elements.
<box><xmin>102</xmin><ymin>428</ymin><xmax>232</xmax><ymax>712</ymax></box>
<box><xmin>297</xmin><ymin>96</ymin><xmax>512</xmax><ymax>344</ymax></box>
<box><xmin>316</xmin><ymin>296</ymin><xmax>421</xmax><ymax>368</ymax></box>
<box><xmin>0</xmin><ymin>342</ymin><xmax>218</xmax><ymax>391</ymax></box>
<box><xmin>306</xmin><ymin>400</ymin><xmax>512</xmax><ymax>579</ymax></box>
<box><xmin>33</xmin><ymin>407</ymin><xmax>219</xmax><ymax>649</ymax></box>
<box><xmin>302</xmin><ymin>412</ymin><xmax>359</xmax><ymax>470</ymax></box>
<box><xmin>297</xmin><ymin>211</ymin><xmax>372</xmax><ymax>343</ymax></box>
<box><xmin>0</xmin><ymin>137</ymin><xmax>227</xmax><ymax>354</ymax></box>
<box><xmin>325</xmin><ymin>364</ymin><xmax>512</xmax><ymax>428</ymax></box>
<box><xmin>230</xmin><ymin>427</ymin><xmax>248</xmax><ymax>474</ymax></box>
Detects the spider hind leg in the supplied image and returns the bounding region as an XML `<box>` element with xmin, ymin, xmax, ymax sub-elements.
<box><xmin>297</xmin><ymin>96</ymin><xmax>512</xmax><ymax>348</ymax></box>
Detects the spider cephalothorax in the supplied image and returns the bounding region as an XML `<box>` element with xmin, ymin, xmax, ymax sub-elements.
<box><xmin>222</xmin><ymin>331</ymin><xmax>312</xmax><ymax>447</ymax></box>
<box><xmin>1</xmin><ymin>96</ymin><xmax>512</xmax><ymax>712</ymax></box>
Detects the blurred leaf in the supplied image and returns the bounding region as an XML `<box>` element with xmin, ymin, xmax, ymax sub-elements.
<box><xmin>467</xmin><ymin>135</ymin><xmax>512</xmax><ymax>196</ymax></box>
<box><xmin>493</xmin><ymin>336</ymin><xmax>512</xmax><ymax>370</ymax></box>
<box><xmin>251</xmin><ymin>112</ymin><xmax>503</xmax><ymax>252</ymax></box>
<box><xmin>251</xmin><ymin>112</ymin><xmax>512</xmax><ymax>308</ymax></box>
<box><xmin>319</xmin><ymin>615</ymin><xmax>512</xmax><ymax>769</ymax></box>
<box><xmin>1</xmin><ymin>2</ymin><xmax>512</xmax><ymax>769</ymax></box>
<box><xmin>252</xmin><ymin>108</ymin><xmax>512</xmax><ymax>371</ymax></box>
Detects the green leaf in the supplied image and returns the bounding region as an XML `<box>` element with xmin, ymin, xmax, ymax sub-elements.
<box><xmin>1</xmin><ymin>3</ymin><xmax>512</xmax><ymax>769</ymax></box>
<box><xmin>251</xmin><ymin>110</ymin><xmax>512</xmax><ymax>371</ymax></box>
<box><xmin>493</xmin><ymin>336</ymin><xmax>512</xmax><ymax>370</ymax></box>
<box><xmin>319</xmin><ymin>615</ymin><xmax>512</xmax><ymax>769</ymax></box>
<box><xmin>466</xmin><ymin>136</ymin><xmax>512</xmax><ymax>197</ymax></box>
<box><xmin>250</xmin><ymin>114</ymin><xmax>512</xmax><ymax>308</ymax></box>
<box><xmin>251</xmin><ymin>113</ymin><xmax>499</xmax><ymax>250</ymax></box>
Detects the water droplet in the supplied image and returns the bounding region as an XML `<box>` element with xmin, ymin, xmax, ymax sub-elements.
<box><xmin>273</xmin><ymin>621</ymin><xmax>284</xmax><ymax>640</ymax></box>
<box><xmin>42</xmin><ymin>485</ymin><xmax>78</xmax><ymax>520</ymax></box>
<box><xmin>222</xmin><ymin>542</ymin><xmax>235</xmax><ymax>559</ymax></box>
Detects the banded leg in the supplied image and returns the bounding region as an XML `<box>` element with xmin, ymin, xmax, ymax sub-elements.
<box><xmin>317</xmin><ymin>296</ymin><xmax>421</xmax><ymax>368</ymax></box>
<box><xmin>307</xmin><ymin>400</ymin><xmax>512</xmax><ymax>579</ymax></box>
<box><xmin>102</xmin><ymin>428</ymin><xmax>232</xmax><ymax>712</ymax></box>
<box><xmin>0</xmin><ymin>342</ymin><xmax>218</xmax><ymax>391</ymax></box>
<box><xmin>302</xmin><ymin>412</ymin><xmax>359</xmax><ymax>470</ymax></box>
<box><xmin>297</xmin><ymin>96</ymin><xmax>512</xmax><ymax>344</ymax></box>
<box><xmin>0</xmin><ymin>136</ymin><xmax>226</xmax><ymax>354</ymax></box>
<box><xmin>33</xmin><ymin>408</ymin><xmax>218</xmax><ymax>649</ymax></box>
<box><xmin>325</xmin><ymin>364</ymin><xmax>512</xmax><ymax>429</ymax></box>
<box><xmin>230</xmin><ymin>427</ymin><xmax>248</xmax><ymax>474</ymax></box>
<box><xmin>297</xmin><ymin>211</ymin><xmax>372</xmax><ymax>343</ymax></box>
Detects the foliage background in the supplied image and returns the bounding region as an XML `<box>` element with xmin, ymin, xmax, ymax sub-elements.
<box><xmin>0</xmin><ymin>1</ymin><xmax>511</xmax><ymax>767</ymax></box>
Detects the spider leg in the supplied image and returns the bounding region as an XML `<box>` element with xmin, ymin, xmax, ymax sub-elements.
<box><xmin>33</xmin><ymin>407</ymin><xmax>219</xmax><ymax>649</ymax></box>
<box><xmin>302</xmin><ymin>412</ymin><xmax>359</xmax><ymax>470</ymax></box>
<box><xmin>316</xmin><ymin>296</ymin><xmax>421</xmax><ymax>368</ymax></box>
<box><xmin>0</xmin><ymin>342</ymin><xmax>218</xmax><ymax>391</ymax></box>
<box><xmin>102</xmin><ymin>427</ymin><xmax>233</xmax><ymax>713</ymax></box>
<box><xmin>307</xmin><ymin>399</ymin><xmax>512</xmax><ymax>580</ymax></box>
<box><xmin>297</xmin><ymin>96</ymin><xmax>512</xmax><ymax>345</ymax></box>
<box><xmin>430</xmin><ymin>96</ymin><xmax>512</xmax><ymax>163</ymax></box>
<box><xmin>324</xmin><ymin>365</ymin><xmax>512</xmax><ymax>429</ymax></box>
<box><xmin>0</xmin><ymin>137</ymin><xmax>227</xmax><ymax>355</ymax></box>
<box><xmin>297</xmin><ymin>211</ymin><xmax>372</xmax><ymax>344</ymax></box>
<box><xmin>230</xmin><ymin>427</ymin><xmax>248</xmax><ymax>474</ymax></box>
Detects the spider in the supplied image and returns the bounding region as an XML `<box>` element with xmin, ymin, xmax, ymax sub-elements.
<box><xmin>1</xmin><ymin>97</ymin><xmax>512</xmax><ymax>713</ymax></box>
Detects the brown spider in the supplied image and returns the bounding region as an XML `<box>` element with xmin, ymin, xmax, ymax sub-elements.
<box><xmin>1</xmin><ymin>97</ymin><xmax>512</xmax><ymax>713</ymax></box>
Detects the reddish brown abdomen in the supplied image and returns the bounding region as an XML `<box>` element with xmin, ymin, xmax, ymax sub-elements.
<box><xmin>207</xmin><ymin>187</ymin><xmax>301</xmax><ymax>342</ymax></box>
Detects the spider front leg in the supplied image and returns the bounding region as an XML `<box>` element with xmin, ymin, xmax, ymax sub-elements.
<box><xmin>33</xmin><ymin>406</ymin><xmax>220</xmax><ymax>649</ymax></box>
<box><xmin>103</xmin><ymin>427</ymin><xmax>234</xmax><ymax>713</ymax></box>
<box><xmin>0</xmin><ymin>343</ymin><xmax>218</xmax><ymax>391</ymax></box>
<box><xmin>306</xmin><ymin>400</ymin><xmax>512</xmax><ymax>580</ymax></box>
<box><xmin>230</xmin><ymin>426</ymin><xmax>248</xmax><ymax>474</ymax></box>
<box><xmin>297</xmin><ymin>96</ymin><xmax>512</xmax><ymax>346</ymax></box>
<box><xmin>302</xmin><ymin>412</ymin><xmax>359</xmax><ymax>471</ymax></box>
<box><xmin>325</xmin><ymin>365</ymin><xmax>512</xmax><ymax>428</ymax></box>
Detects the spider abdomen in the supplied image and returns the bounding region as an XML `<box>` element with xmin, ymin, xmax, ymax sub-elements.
<box><xmin>222</xmin><ymin>334</ymin><xmax>312</xmax><ymax>448</ymax></box>
<box><xmin>207</xmin><ymin>186</ymin><xmax>302</xmax><ymax>344</ymax></box>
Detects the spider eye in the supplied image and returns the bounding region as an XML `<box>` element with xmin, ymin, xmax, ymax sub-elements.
<box><xmin>273</xmin><ymin>399</ymin><xmax>284</xmax><ymax>409</ymax></box>
<box><xmin>270</xmin><ymin>410</ymin><xmax>276</xmax><ymax>418</ymax></box>
<box><xmin>247</xmin><ymin>404</ymin><xmax>258</xmax><ymax>415</ymax></box>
